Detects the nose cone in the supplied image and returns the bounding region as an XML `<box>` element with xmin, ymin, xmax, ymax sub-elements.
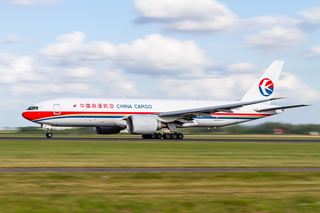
<box><xmin>22</xmin><ymin>111</ymin><xmax>31</xmax><ymax>120</ymax></box>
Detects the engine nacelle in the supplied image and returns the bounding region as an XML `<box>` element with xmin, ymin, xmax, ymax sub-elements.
<box><xmin>127</xmin><ymin>115</ymin><xmax>162</xmax><ymax>134</ymax></box>
<box><xmin>94</xmin><ymin>126</ymin><xmax>123</xmax><ymax>134</ymax></box>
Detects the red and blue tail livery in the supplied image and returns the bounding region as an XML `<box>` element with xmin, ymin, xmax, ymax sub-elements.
<box><xmin>259</xmin><ymin>78</ymin><xmax>274</xmax><ymax>97</ymax></box>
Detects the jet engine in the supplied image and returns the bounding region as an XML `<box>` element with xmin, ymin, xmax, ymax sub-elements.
<box><xmin>94</xmin><ymin>126</ymin><xmax>124</xmax><ymax>134</ymax></box>
<box><xmin>127</xmin><ymin>115</ymin><xmax>162</xmax><ymax>134</ymax></box>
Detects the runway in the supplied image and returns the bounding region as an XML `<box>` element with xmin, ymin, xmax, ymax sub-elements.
<box><xmin>0</xmin><ymin>137</ymin><xmax>319</xmax><ymax>143</ymax></box>
<box><xmin>0</xmin><ymin>168</ymin><xmax>320</xmax><ymax>173</ymax></box>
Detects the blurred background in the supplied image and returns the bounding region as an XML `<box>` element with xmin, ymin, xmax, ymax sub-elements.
<box><xmin>1</xmin><ymin>122</ymin><xmax>319</xmax><ymax>136</ymax></box>
<box><xmin>0</xmin><ymin>0</ymin><xmax>319</xmax><ymax>128</ymax></box>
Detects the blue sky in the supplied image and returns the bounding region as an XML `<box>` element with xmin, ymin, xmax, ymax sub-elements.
<box><xmin>0</xmin><ymin>0</ymin><xmax>319</xmax><ymax>127</ymax></box>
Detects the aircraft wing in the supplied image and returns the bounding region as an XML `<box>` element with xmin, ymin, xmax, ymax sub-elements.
<box><xmin>255</xmin><ymin>104</ymin><xmax>309</xmax><ymax>112</ymax></box>
<box><xmin>158</xmin><ymin>98</ymin><xmax>280</xmax><ymax>118</ymax></box>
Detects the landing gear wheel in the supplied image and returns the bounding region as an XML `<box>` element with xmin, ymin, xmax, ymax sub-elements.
<box><xmin>171</xmin><ymin>133</ymin><xmax>178</xmax><ymax>139</ymax></box>
<box><xmin>177</xmin><ymin>133</ymin><xmax>184</xmax><ymax>139</ymax></box>
<box><xmin>142</xmin><ymin>134</ymin><xmax>162</xmax><ymax>139</ymax></box>
<box><xmin>163</xmin><ymin>133</ymin><xmax>171</xmax><ymax>139</ymax></box>
<box><xmin>142</xmin><ymin>135</ymin><xmax>150</xmax><ymax>139</ymax></box>
<box><xmin>46</xmin><ymin>132</ymin><xmax>53</xmax><ymax>138</ymax></box>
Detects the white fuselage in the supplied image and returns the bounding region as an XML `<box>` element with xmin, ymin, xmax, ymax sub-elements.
<box><xmin>22</xmin><ymin>98</ymin><xmax>280</xmax><ymax>128</ymax></box>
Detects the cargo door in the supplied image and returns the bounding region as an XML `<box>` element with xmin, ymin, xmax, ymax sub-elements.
<box><xmin>53</xmin><ymin>104</ymin><xmax>61</xmax><ymax>115</ymax></box>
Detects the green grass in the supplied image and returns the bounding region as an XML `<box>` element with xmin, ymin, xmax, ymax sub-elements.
<box><xmin>0</xmin><ymin>138</ymin><xmax>320</xmax><ymax>212</ymax></box>
<box><xmin>0</xmin><ymin>172</ymin><xmax>320</xmax><ymax>212</ymax></box>
<box><xmin>1</xmin><ymin>140</ymin><xmax>320</xmax><ymax>168</ymax></box>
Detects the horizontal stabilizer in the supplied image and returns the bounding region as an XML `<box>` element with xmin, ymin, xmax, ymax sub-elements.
<box><xmin>255</xmin><ymin>104</ymin><xmax>309</xmax><ymax>112</ymax></box>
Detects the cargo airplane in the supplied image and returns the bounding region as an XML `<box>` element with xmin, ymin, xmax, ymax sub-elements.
<box><xmin>22</xmin><ymin>61</ymin><xmax>307</xmax><ymax>139</ymax></box>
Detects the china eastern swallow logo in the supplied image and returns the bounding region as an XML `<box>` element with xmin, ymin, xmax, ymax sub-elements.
<box><xmin>259</xmin><ymin>78</ymin><xmax>274</xmax><ymax>97</ymax></box>
<box><xmin>73</xmin><ymin>104</ymin><xmax>77</xmax><ymax>108</ymax></box>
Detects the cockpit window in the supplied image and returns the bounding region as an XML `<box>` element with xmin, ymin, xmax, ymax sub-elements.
<box><xmin>27</xmin><ymin>106</ymin><xmax>39</xmax><ymax>110</ymax></box>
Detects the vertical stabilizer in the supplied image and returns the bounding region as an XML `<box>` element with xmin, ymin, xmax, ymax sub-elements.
<box><xmin>240</xmin><ymin>61</ymin><xmax>284</xmax><ymax>102</ymax></box>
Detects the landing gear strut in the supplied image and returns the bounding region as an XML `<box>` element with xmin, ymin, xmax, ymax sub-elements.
<box><xmin>41</xmin><ymin>124</ymin><xmax>53</xmax><ymax>138</ymax></box>
<box><xmin>142</xmin><ymin>133</ymin><xmax>184</xmax><ymax>140</ymax></box>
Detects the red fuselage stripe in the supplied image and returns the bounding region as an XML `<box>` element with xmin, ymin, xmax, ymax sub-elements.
<box><xmin>23</xmin><ymin>111</ymin><xmax>272</xmax><ymax>121</ymax></box>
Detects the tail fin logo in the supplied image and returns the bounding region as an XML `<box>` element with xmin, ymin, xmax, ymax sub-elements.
<box><xmin>259</xmin><ymin>78</ymin><xmax>274</xmax><ymax>97</ymax></box>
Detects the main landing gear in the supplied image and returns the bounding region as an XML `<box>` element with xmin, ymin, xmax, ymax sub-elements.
<box><xmin>142</xmin><ymin>133</ymin><xmax>184</xmax><ymax>140</ymax></box>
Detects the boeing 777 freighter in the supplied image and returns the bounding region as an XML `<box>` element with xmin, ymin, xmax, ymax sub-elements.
<box><xmin>22</xmin><ymin>61</ymin><xmax>307</xmax><ymax>139</ymax></box>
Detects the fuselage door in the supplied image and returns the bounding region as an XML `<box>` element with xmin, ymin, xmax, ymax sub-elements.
<box><xmin>53</xmin><ymin>104</ymin><xmax>61</xmax><ymax>115</ymax></box>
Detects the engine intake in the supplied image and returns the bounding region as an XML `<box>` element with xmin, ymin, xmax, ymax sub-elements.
<box><xmin>127</xmin><ymin>115</ymin><xmax>162</xmax><ymax>134</ymax></box>
<box><xmin>94</xmin><ymin>126</ymin><xmax>124</xmax><ymax>134</ymax></box>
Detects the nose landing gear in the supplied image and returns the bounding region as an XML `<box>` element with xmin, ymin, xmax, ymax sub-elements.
<box><xmin>46</xmin><ymin>132</ymin><xmax>53</xmax><ymax>138</ymax></box>
<box><xmin>42</xmin><ymin>124</ymin><xmax>53</xmax><ymax>138</ymax></box>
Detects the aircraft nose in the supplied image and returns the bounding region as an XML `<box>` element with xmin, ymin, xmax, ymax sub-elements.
<box><xmin>22</xmin><ymin>111</ymin><xmax>30</xmax><ymax>120</ymax></box>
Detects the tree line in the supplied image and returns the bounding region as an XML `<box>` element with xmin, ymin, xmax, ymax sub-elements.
<box><xmin>182</xmin><ymin>122</ymin><xmax>320</xmax><ymax>135</ymax></box>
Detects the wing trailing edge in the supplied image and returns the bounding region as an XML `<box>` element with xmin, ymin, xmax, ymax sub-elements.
<box><xmin>255</xmin><ymin>104</ymin><xmax>309</xmax><ymax>112</ymax></box>
<box><xmin>159</xmin><ymin>98</ymin><xmax>281</xmax><ymax>118</ymax></box>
